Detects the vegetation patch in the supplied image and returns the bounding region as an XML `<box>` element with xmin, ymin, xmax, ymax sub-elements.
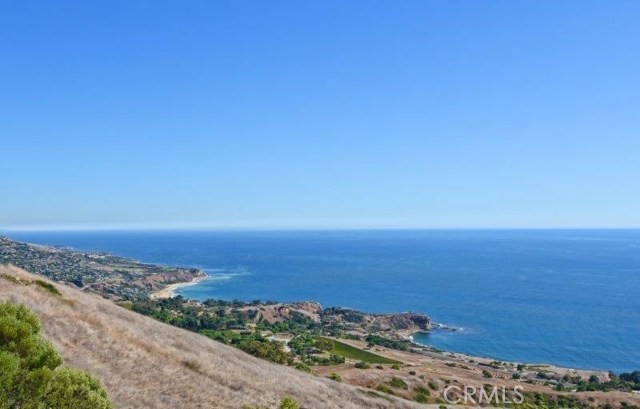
<box><xmin>318</xmin><ymin>337</ymin><xmax>400</xmax><ymax>364</ymax></box>
<box><xmin>375</xmin><ymin>384</ymin><xmax>396</xmax><ymax>395</ymax></box>
<box><xmin>33</xmin><ymin>279</ymin><xmax>62</xmax><ymax>296</ymax></box>
<box><xmin>0</xmin><ymin>302</ymin><xmax>112</xmax><ymax>408</ymax></box>
<box><xmin>182</xmin><ymin>360</ymin><xmax>203</xmax><ymax>374</ymax></box>
<box><xmin>366</xmin><ymin>334</ymin><xmax>410</xmax><ymax>351</ymax></box>
<box><xmin>242</xmin><ymin>397</ymin><xmax>300</xmax><ymax>409</ymax></box>
<box><xmin>389</xmin><ymin>377</ymin><xmax>409</xmax><ymax>389</ymax></box>
<box><xmin>0</xmin><ymin>273</ymin><xmax>20</xmax><ymax>283</ymax></box>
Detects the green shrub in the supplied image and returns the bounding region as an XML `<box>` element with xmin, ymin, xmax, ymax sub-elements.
<box><xmin>328</xmin><ymin>373</ymin><xmax>342</xmax><ymax>382</ymax></box>
<box><xmin>294</xmin><ymin>362</ymin><xmax>312</xmax><ymax>372</ymax></box>
<box><xmin>279</xmin><ymin>397</ymin><xmax>300</xmax><ymax>409</ymax></box>
<box><xmin>375</xmin><ymin>385</ymin><xmax>395</xmax><ymax>395</ymax></box>
<box><xmin>355</xmin><ymin>361</ymin><xmax>371</xmax><ymax>369</ymax></box>
<box><xmin>389</xmin><ymin>377</ymin><xmax>408</xmax><ymax>389</ymax></box>
<box><xmin>0</xmin><ymin>274</ymin><xmax>20</xmax><ymax>284</ymax></box>
<box><xmin>34</xmin><ymin>279</ymin><xmax>62</xmax><ymax>296</ymax></box>
<box><xmin>314</xmin><ymin>337</ymin><xmax>334</xmax><ymax>351</ymax></box>
<box><xmin>243</xmin><ymin>397</ymin><xmax>300</xmax><ymax>409</ymax></box>
<box><xmin>415</xmin><ymin>391</ymin><xmax>429</xmax><ymax>403</ymax></box>
<box><xmin>0</xmin><ymin>302</ymin><xmax>111</xmax><ymax>408</ymax></box>
<box><xmin>415</xmin><ymin>386</ymin><xmax>430</xmax><ymax>396</ymax></box>
<box><xmin>482</xmin><ymin>369</ymin><xmax>493</xmax><ymax>378</ymax></box>
<box><xmin>43</xmin><ymin>367</ymin><xmax>111</xmax><ymax>409</ymax></box>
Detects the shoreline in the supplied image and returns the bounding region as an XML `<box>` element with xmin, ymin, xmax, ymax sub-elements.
<box><xmin>2</xmin><ymin>234</ymin><xmax>627</xmax><ymax>375</ymax></box>
<box><xmin>150</xmin><ymin>274</ymin><xmax>207</xmax><ymax>299</ymax></box>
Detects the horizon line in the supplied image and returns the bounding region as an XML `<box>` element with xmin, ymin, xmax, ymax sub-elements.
<box><xmin>2</xmin><ymin>224</ymin><xmax>640</xmax><ymax>233</ymax></box>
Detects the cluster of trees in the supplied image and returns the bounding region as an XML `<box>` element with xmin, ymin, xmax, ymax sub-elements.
<box><xmin>131</xmin><ymin>298</ymin><xmax>309</xmax><ymax>365</ymax></box>
<box><xmin>620</xmin><ymin>371</ymin><xmax>640</xmax><ymax>384</ymax></box>
<box><xmin>287</xmin><ymin>334</ymin><xmax>332</xmax><ymax>355</ymax></box>
<box><xmin>203</xmin><ymin>299</ymin><xmax>278</xmax><ymax>308</ymax></box>
<box><xmin>0</xmin><ymin>302</ymin><xmax>111</xmax><ymax>408</ymax></box>
<box><xmin>574</xmin><ymin>372</ymin><xmax>640</xmax><ymax>392</ymax></box>
<box><xmin>131</xmin><ymin>296</ymin><xmax>255</xmax><ymax>331</ymax></box>
<box><xmin>200</xmin><ymin>330</ymin><xmax>293</xmax><ymax>365</ymax></box>
<box><xmin>131</xmin><ymin>297</ymin><xmax>349</xmax><ymax>367</ymax></box>
<box><xmin>365</xmin><ymin>334</ymin><xmax>409</xmax><ymax>351</ymax></box>
<box><xmin>512</xmin><ymin>392</ymin><xmax>583</xmax><ymax>409</ymax></box>
<box><xmin>286</xmin><ymin>335</ymin><xmax>346</xmax><ymax>366</ymax></box>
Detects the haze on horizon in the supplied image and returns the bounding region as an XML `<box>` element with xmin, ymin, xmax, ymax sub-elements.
<box><xmin>2</xmin><ymin>1</ymin><xmax>639</xmax><ymax>231</ymax></box>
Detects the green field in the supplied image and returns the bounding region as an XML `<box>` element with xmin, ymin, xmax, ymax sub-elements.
<box><xmin>318</xmin><ymin>337</ymin><xmax>401</xmax><ymax>364</ymax></box>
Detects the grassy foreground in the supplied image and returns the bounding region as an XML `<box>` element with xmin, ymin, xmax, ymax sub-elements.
<box><xmin>0</xmin><ymin>266</ymin><xmax>418</xmax><ymax>409</ymax></box>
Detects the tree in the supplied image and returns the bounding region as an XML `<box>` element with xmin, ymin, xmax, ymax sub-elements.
<box><xmin>314</xmin><ymin>337</ymin><xmax>333</xmax><ymax>352</ymax></box>
<box><xmin>0</xmin><ymin>302</ymin><xmax>111</xmax><ymax>409</ymax></box>
<box><xmin>43</xmin><ymin>367</ymin><xmax>111</xmax><ymax>409</ymax></box>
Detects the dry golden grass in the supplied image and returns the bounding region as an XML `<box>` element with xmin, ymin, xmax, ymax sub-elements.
<box><xmin>0</xmin><ymin>265</ymin><xmax>422</xmax><ymax>409</ymax></box>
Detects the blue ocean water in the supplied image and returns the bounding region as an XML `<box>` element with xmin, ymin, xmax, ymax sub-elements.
<box><xmin>7</xmin><ymin>229</ymin><xmax>640</xmax><ymax>373</ymax></box>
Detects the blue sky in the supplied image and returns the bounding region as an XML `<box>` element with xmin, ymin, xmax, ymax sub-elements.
<box><xmin>1</xmin><ymin>1</ymin><xmax>639</xmax><ymax>230</ymax></box>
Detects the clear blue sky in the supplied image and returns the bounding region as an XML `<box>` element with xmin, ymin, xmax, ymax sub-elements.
<box><xmin>1</xmin><ymin>1</ymin><xmax>639</xmax><ymax>230</ymax></box>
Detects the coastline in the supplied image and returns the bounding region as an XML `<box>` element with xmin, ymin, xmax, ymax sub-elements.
<box><xmin>150</xmin><ymin>274</ymin><xmax>207</xmax><ymax>299</ymax></box>
<box><xmin>2</xmin><ymin>234</ymin><xmax>634</xmax><ymax>375</ymax></box>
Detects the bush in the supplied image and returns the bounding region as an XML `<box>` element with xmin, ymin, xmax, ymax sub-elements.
<box><xmin>243</xmin><ymin>397</ymin><xmax>300</xmax><ymax>409</ymax></box>
<box><xmin>43</xmin><ymin>367</ymin><xmax>111</xmax><ymax>409</ymax></box>
<box><xmin>537</xmin><ymin>371</ymin><xmax>549</xmax><ymax>380</ymax></box>
<box><xmin>33</xmin><ymin>279</ymin><xmax>62</xmax><ymax>296</ymax></box>
<box><xmin>279</xmin><ymin>397</ymin><xmax>300</xmax><ymax>409</ymax></box>
<box><xmin>415</xmin><ymin>391</ymin><xmax>429</xmax><ymax>403</ymax></box>
<box><xmin>0</xmin><ymin>302</ymin><xmax>111</xmax><ymax>408</ymax></box>
<box><xmin>482</xmin><ymin>369</ymin><xmax>493</xmax><ymax>378</ymax></box>
<box><xmin>294</xmin><ymin>362</ymin><xmax>311</xmax><ymax>372</ymax></box>
<box><xmin>328</xmin><ymin>373</ymin><xmax>342</xmax><ymax>382</ymax></box>
<box><xmin>375</xmin><ymin>385</ymin><xmax>395</xmax><ymax>395</ymax></box>
<box><xmin>389</xmin><ymin>377</ymin><xmax>408</xmax><ymax>389</ymax></box>
<box><xmin>355</xmin><ymin>361</ymin><xmax>370</xmax><ymax>369</ymax></box>
<box><xmin>415</xmin><ymin>386</ymin><xmax>430</xmax><ymax>395</ymax></box>
<box><xmin>314</xmin><ymin>337</ymin><xmax>334</xmax><ymax>351</ymax></box>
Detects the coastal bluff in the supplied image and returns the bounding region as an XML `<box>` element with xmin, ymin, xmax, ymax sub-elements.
<box><xmin>240</xmin><ymin>301</ymin><xmax>432</xmax><ymax>337</ymax></box>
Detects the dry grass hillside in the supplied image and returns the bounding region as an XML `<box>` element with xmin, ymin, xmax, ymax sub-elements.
<box><xmin>0</xmin><ymin>265</ymin><xmax>424</xmax><ymax>409</ymax></box>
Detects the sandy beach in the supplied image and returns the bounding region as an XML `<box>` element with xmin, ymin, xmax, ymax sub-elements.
<box><xmin>151</xmin><ymin>274</ymin><xmax>207</xmax><ymax>299</ymax></box>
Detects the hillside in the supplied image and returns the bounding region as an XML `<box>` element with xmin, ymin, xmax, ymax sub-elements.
<box><xmin>0</xmin><ymin>265</ymin><xmax>422</xmax><ymax>409</ymax></box>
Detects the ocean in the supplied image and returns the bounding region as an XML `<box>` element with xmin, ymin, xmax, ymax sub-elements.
<box><xmin>7</xmin><ymin>229</ymin><xmax>640</xmax><ymax>373</ymax></box>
